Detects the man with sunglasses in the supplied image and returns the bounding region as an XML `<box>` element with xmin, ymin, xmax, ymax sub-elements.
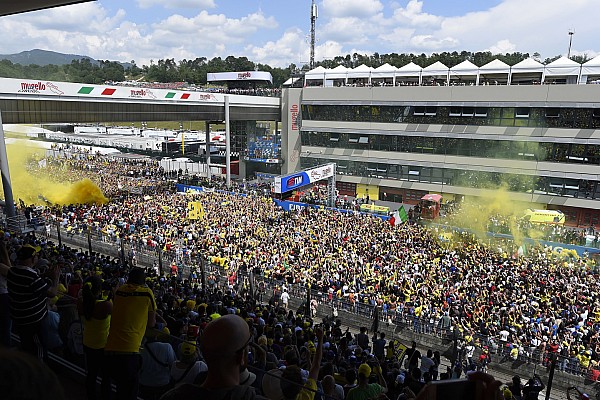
<box><xmin>160</xmin><ymin>314</ymin><xmax>267</xmax><ymax>400</ymax></box>
<box><xmin>7</xmin><ymin>244</ymin><xmax>60</xmax><ymax>361</ymax></box>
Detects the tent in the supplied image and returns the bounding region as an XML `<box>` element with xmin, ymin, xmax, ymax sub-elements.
<box><xmin>448</xmin><ymin>60</ymin><xmax>479</xmax><ymax>86</ymax></box>
<box><xmin>509</xmin><ymin>58</ymin><xmax>544</xmax><ymax>85</ymax></box>
<box><xmin>395</xmin><ymin>62</ymin><xmax>422</xmax><ymax>85</ymax></box>
<box><xmin>326</xmin><ymin>65</ymin><xmax>349</xmax><ymax>86</ymax></box>
<box><xmin>543</xmin><ymin>56</ymin><xmax>581</xmax><ymax>84</ymax></box>
<box><xmin>304</xmin><ymin>66</ymin><xmax>327</xmax><ymax>86</ymax></box>
<box><xmin>371</xmin><ymin>63</ymin><xmax>397</xmax><ymax>86</ymax></box>
<box><xmin>347</xmin><ymin>64</ymin><xmax>373</xmax><ymax>86</ymax></box>
<box><xmin>478</xmin><ymin>59</ymin><xmax>510</xmax><ymax>85</ymax></box>
<box><xmin>421</xmin><ymin>61</ymin><xmax>449</xmax><ymax>86</ymax></box>
<box><xmin>580</xmin><ymin>55</ymin><xmax>600</xmax><ymax>84</ymax></box>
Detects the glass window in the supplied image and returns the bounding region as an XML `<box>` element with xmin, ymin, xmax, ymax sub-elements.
<box><xmin>546</xmin><ymin>108</ymin><xmax>560</xmax><ymax>118</ymax></box>
<box><xmin>475</xmin><ymin>107</ymin><xmax>488</xmax><ymax>117</ymax></box>
<box><xmin>449</xmin><ymin>107</ymin><xmax>462</xmax><ymax>117</ymax></box>
<box><xmin>425</xmin><ymin>106</ymin><xmax>437</xmax><ymax>116</ymax></box>
<box><xmin>413</xmin><ymin>106</ymin><xmax>426</xmax><ymax>116</ymax></box>
<box><xmin>548</xmin><ymin>178</ymin><xmax>564</xmax><ymax>195</ymax></box>
<box><xmin>388</xmin><ymin>165</ymin><xmax>400</xmax><ymax>180</ymax></box>
<box><xmin>348</xmin><ymin>135</ymin><xmax>359</xmax><ymax>143</ymax></box>
<box><xmin>568</xmin><ymin>144</ymin><xmax>587</xmax><ymax>163</ymax></box>
<box><xmin>462</xmin><ymin>107</ymin><xmax>475</xmax><ymax>117</ymax></box>
<box><xmin>358</xmin><ymin>136</ymin><xmax>369</xmax><ymax>144</ymax></box>
<box><xmin>515</xmin><ymin>107</ymin><xmax>530</xmax><ymax>118</ymax></box>
<box><xmin>502</xmin><ymin>108</ymin><xmax>515</xmax><ymax>118</ymax></box>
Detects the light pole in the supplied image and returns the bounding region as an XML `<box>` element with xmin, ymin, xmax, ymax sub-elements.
<box><xmin>567</xmin><ymin>29</ymin><xmax>575</xmax><ymax>58</ymax></box>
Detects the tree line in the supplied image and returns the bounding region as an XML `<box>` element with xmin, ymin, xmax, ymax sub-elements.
<box><xmin>0</xmin><ymin>51</ymin><xmax>591</xmax><ymax>88</ymax></box>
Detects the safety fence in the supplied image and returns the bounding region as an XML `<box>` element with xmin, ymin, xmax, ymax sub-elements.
<box><xmin>42</xmin><ymin>225</ymin><xmax>600</xmax><ymax>384</ymax></box>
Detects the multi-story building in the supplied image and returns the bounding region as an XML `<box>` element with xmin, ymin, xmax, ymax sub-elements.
<box><xmin>280</xmin><ymin>83</ymin><xmax>600</xmax><ymax>227</ymax></box>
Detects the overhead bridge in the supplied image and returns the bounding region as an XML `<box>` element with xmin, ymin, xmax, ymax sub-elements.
<box><xmin>0</xmin><ymin>77</ymin><xmax>282</xmax><ymax>223</ymax></box>
<box><xmin>0</xmin><ymin>78</ymin><xmax>281</xmax><ymax>124</ymax></box>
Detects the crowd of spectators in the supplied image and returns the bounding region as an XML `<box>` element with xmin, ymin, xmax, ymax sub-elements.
<box><xmin>2</xmin><ymin>150</ymin><xmax>600</xmax><ymax>399</ymax></box>
<box><xmin>106</xmin><ymin>80</ymin><xmax>282</xmax><ymax>98</ymax></box>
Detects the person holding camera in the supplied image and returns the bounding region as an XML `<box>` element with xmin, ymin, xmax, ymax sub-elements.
<box><xmin>522</xmin><ymin>375</ymin><xmax>545</xmax><ymax>400</ymax></box>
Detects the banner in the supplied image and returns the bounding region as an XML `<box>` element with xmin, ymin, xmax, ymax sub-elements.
<box><xmin>187</xmin><ymin>201</ymin><xmax>205</xmax><ymax>220</ymax></box>
<box><xmin>274</xmin><ymin>163</ymin><xmax>335</xmax><ymax>194</ymax></box>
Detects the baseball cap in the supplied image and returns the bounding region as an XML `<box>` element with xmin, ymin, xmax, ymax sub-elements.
<box><xmin>358</xmin><ymin>363</ymin><xmax>372</xmax><ymax>378</ymax></box>
<box><xmin>17</xmin><ymin>244</ymin><xmax>41</xmax><ymax>260</ymax></box>
<box><xmin>181</xmin><ymin>341</ymin><xmax>197</xmax><ymax>356</ymax></box>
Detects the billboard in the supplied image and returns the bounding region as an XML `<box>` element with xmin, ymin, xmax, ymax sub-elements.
<box><xmin>0</xmin><ymin>78</ymin><xmax>279</xmax><ymax>107</ymax></box>
<box><xmin>274</xmin><ymin>163</ymin><xmax>335</xmax><ymax>194</ymax></box>
<box><xmin>207</xmin><ymin>71</ymin><xmax>273</xmax><ymax>83</ymax></box>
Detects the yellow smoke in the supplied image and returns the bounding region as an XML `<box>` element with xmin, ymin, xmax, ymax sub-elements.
<box><xmin>4</xmin><ymin>140</ymin><xmax>107</xmax><ymax>205</ymax></box>
<box><xmin>444</xmin><ymin>183</ymin><xmax>545</xmax><ymax>247</ymax></box>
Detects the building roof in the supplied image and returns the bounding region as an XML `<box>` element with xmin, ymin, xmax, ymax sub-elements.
<box><xmin>0</xmin><ymin>0</ymin><xmax>94</xmax><ymax>17</ymax></box>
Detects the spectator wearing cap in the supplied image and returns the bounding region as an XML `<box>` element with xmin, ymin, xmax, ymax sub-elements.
<box><xmin>170</xmin><ymin>340</ymin><xmax>207</xmax><ymax>387</ymax></box>
<box><xmin>7</xmin><ymin>244</ymin><xmax>60</xmax><ymax>361</ymax></box>
<box><xmin>346</xmin><ymin>358</ymin><xmax>388</xmax><ymax>400</ymax></box>
<box><xmin>104</xmin><ymin>267</ymin><xmax>157</xmax><ymax>400</ymax></box>
<box><xmin>161</xmin><ymin>314</ymin><xmax>267</xmax><ymax>400</ymax></box>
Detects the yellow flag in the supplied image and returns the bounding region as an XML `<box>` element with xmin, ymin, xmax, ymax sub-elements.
<box><xmin>188</xmin><ymin>201</ymin><xmax>205</xmax><ymax>220</ymax></box>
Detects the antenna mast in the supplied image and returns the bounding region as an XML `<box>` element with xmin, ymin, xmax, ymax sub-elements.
<box><xmin>310</xmin><ymin>0</ymin><xmax>318</xmax><ymax>69</ymax></box>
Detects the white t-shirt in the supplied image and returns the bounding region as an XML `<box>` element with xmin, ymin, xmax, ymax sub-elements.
<box><xmin>281</xmin><ymin>291</ymin><xmax>290</xmax><ymax>304</ymax></box>
<box><xmin>170</xmin><ymin>360</ymin><xmax>208</xmax><ymax>386</ymax></box>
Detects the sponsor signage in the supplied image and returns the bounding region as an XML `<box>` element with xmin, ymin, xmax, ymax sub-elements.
<box><xmin>0</xmin><ymin>78</ymin><xmax>279</xmax><ymax>107</ymax></box>
<box><xmin>274</xmin><ymin>163</ymin><xmax>335</xmax><ymax>194</ymax></box>
<box><xmin>207</xmin><ymin>71</ymin><xmax>273</xmax><ymax>83</ymax></box>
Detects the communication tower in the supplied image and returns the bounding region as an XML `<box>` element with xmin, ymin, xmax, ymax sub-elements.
<box><xmin>310</xmin><ymin>0</ymin><xmax>318</xmax><ymax>69</ymax></box>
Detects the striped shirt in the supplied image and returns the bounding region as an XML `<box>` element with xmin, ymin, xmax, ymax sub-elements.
<box><xmin>7</xmin><ymin>266</ymin><xmax>49</xmax><ymax>325</ymax></box>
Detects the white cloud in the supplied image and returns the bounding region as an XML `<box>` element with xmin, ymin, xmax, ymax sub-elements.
<box><xmin>245</xmin><ymin>29</ymin><xmax>307</xmax><ymax>67</ymax></box>
<box><xmin>487</xmin><ymin>39</ymin><xmax>516</xmax><ymax>55</ymax></box>
<box><xmin>410</xmin><ymin>35</ymin><xmax>459</xmax><ymax>51</ymax></box>
<box><xmin>136</xmin><ymin>0</ymin><xmax>216</xmax><ymax>10</ymax></box>
<box><xmin>320</xmin><ymin>17</ymin><xmax>371</xmax><ymax>45</ymax></box>
<box><xmin>321</xmin><ymin>0</ymin><xmax>383</xmax><ymax>18</ymax></box>
<box><xmin>436</xmin><ymin>0</ymin><xmax>597</xmax><ymax>59</ymax></box>
<box><xmin>391</xmin><ymin>0</ymin><xmax>442</xmax><ymax>28</ymax></box>
<box><xmin>0</xmin><ymin>0</ymin><xmax>599</xmax><ymax>70</ymax></box>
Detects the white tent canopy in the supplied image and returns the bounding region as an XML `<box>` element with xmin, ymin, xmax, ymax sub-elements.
<box><xmin>509</xmin><ymin>58</ymin><xmax>544</xmax><ymax>85</ymax></box>
<box><xmin>347</xmin><ymin>64</ymin><xmax>373</xmax><ymax>79</ymax></box>
<box><xmin>543</xmin><ymin>56</ymin><xmax>581</xmax><ymax>83</ymax></box>
<box><xmin>421</xmin><ymin>61</ymin><xmax>449</xmax><ymax>85</ymax></box>
<box><xmin>479</xmin><ymin>59</ymin><xmax>510</xmax><ymax>74</ymax></box>
<box><xmin>510</xmin><ymin>58</ymin><xmax>544</xmax><ymax>73</ymax></box>
<box><xmin>478</xmin><ymin>59</ymin><xmax>510</xmax><ymax>85</ymax></box>
<box><xmin>396</xmin><ymin>62</ymin><xmax>422</xmax><ymax>76</ymax></box>
<box><xmin>580</xmin><ymin>55</ymin><xmax>600</xmax><ymax>83</ymax></box>
<box><xmin>304</xmin><ymin>66</ymin><xmax>327</xmax><ymax>81</ymax></box>
<box><xmin>394</xmin><ymin>62</ymin><xmax>422</xmax><ymax>85</ymax></box>
<box><xmin>327</xmin><ymin>65</ymin><xmax>349</xmax><ymax>80</ymax></box>
<box><xmin>371</xmin><ymin>63</ymin><xmax>397</xmax><ymax>78</ymax></box>
<box><xmin>449</xmin><ymin>60</ymin><xmax>479</xmax><ymax>84</ymax></box>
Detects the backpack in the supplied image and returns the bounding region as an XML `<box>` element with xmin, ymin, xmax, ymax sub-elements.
<box><xmin>67</xmin><ymin>320</ymin><xmax>84</xmax><ymax>356</ymax></box>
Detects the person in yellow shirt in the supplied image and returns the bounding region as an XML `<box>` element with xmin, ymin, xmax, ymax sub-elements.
<box><xmin>78</xmin><ymin>276</ymin><xmax>112</xmax><ymax>400</ymax></box>
<box><xmin>104</xmin><ymin>268</ymin><xmax>156</xmax><ymax>400</ymax></box>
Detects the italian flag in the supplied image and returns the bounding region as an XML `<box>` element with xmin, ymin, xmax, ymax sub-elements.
<box><xmin>390</xmin><ymin>206</ymin><xmax>408</xmax><ymax>226</ymax></box>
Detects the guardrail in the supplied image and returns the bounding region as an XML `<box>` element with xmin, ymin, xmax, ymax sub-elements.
<box><xmin>43</xmin><ymin>225</ymin><xmax>599</xmax><ymax>383</ymax></box>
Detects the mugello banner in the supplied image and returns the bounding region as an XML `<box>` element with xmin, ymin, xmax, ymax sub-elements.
<box><xmin>274</xmin><ymin>163</ymin><xmax>336</xmax><ymax>194</ymax></box>
<box><xmin>0</xmin><ymin>78</ymin><xmax>279</xmax><ymax>107</ymax></box>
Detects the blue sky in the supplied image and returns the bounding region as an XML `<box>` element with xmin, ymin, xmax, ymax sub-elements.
<box><xmin>0</xmin><ymin>0</ymin><xmax>596</xmax><ymax>68</ymax></box>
